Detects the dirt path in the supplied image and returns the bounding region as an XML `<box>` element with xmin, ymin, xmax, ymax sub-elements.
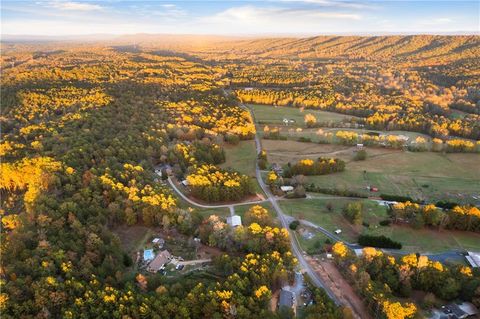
<box><xmin>305</xmin><ymin>257</ymin><xmax>371</xmax><ymax>319</ymax></box>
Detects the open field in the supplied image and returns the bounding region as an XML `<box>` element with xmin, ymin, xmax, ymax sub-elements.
<box><xmin>280</xmin><ymin>198</ymin><xmax>480</xmax><ymax>253</ymax></box>
<box><xmin>262</xmin><ymin>139</ymin><xmax>480</xmax><ymax>204</ymax></box>
<box><xmin>220</xmin><ymin>140</ymin><xmax>257</xmax><ymax>177</ymax></box>
<box><xmin>249</xmin><ymin>104</ymin><xmax>356</xmax><ymax>127</ymax></box>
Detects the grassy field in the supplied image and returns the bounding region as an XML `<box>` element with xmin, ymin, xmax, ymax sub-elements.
<box><xmin>249</xmin><ymin>104</ymin><xmax>355</xmax><ymax>127</ymax></box>
<box><xmin>280</xmin><ymin>197</ymin><xmax>385</xmax><ymax>242</ymax></box>
<box><xmin>280</xmin><ymin>197</ymin><xmax>480</xmax><ymax>253</ymax></box>
<box><xmin>262</xmin><ymin>140</ymin><xmax>480</xmax><ymax>205</ymax></box>
<box><xmin>220</xmin><ymin>140</ymin><xmax>257</xmax><ymax>177</ymax></box>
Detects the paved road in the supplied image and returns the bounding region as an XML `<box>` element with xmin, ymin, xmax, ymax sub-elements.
<box><xmin>240</xmin><ymin>101</ymin><xmax>341</xmax><ymax>305</ymax></box>
<box><xmin>166</xmin><ymin>176</ymin><xmax>267</xmax><ymax>213</ymax></box>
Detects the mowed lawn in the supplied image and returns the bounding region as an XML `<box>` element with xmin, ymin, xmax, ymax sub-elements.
<box><xmin>249</xmin><ymin>104</ymin><xmax>355</xmax><ymax>127</ymax></box>
<box><xmin>280</xmin><ymin>198</ymin><xmax>480</xmax><ymax>253</ymax></box>
<box><xmin>220</xmin><ymin>140</ymin><xmax>257</xmax><ymax>177</ymax></box>
<box><xmin>262</xmin><ymin>140</ymin><xmax>480</xmax><ymax>205</ymax></box>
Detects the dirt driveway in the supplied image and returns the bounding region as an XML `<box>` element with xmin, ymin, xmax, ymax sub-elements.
<box><xmin>305</xmin><ymin>256</ymin><xmax>371</xmax><ymax>319</ymax></box>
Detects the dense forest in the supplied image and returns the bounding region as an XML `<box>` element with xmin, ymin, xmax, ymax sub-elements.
<box><xmin>1</xmin><ymin>35</ymin><xmax>479</xmax><ymax>318</ymax></box>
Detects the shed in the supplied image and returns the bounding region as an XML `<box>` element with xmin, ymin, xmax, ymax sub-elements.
<box><xmin>152</xmin><ymin>237</ymin><xmax>165</xmax><ymax>248</ymax></box>
<box><xmin>280</xmin><ymin>186</ymin><xmax>294</xmax><ymax>193</ymax></box>
<box><xmin>227</xmin><ymin>215</ymin><xmax>242</xmax><ymax>228</ymax></box>
<box><xmin>143</xmin><ymin>249</ymin><xmax>155</xmax><ymax>261</ymax></box>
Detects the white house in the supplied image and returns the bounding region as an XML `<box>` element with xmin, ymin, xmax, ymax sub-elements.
<box><xmin>227</xmin><ymin>215</ymin><xmax>242</xmax><ymax>227</ymax></box>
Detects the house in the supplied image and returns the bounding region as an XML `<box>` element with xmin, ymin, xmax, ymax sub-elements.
<box><xmin>440</xmin><ymin>302</ymin><xmax>479</xmax><ymax>319</ymax></box>
<box><xmin>465</xmin><ymin>251</ymin><xmax>480</xmax><ymax>268</ymax></box>
<box><xmin>143</xmin><ymin>249</ymin><xmax>155</xmax><ymax>262</ymax></box>
<box><xmin>227</xmin><ymin>215</ymin><xmax>242</xmax><ymax>228</ymax></box>
<box><xmin>181</xmin><ymin>180</ymin><xmax>189</xmax><ymax>186</ymax></box>
<box><xmin>152</xmin><ymin>237</ymin><xmax>165</xmax><ymax>248</ymax></box>
<box><xmin>147</xmin><ymin>250</ymin><xmax>172</xmax><ymax>273</ymax></box>
<box><xmin>280</xmin><ymin>185</ymin><xmax>294</xmax><ymax>193</ymax></box>
<box><xmin>356</xmin><ymin>143</ymin><xmax>364</xmax><ymax>150</ymax></box>
<box><xmin>334</xmin><ymin>229</ymin><xmax>342</xmax><ymax>234</ymax></box>
<box><xmin>457</xmin><ymin>303</ymin><xmax>478</xmax><ymax>318</ymax></box>
<box><xmin>278</xmin><ymin>289</ymin><xmax>295</xmax><ymax>310</ymax></box>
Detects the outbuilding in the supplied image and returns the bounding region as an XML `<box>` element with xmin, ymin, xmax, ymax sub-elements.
<box><xmin>280</xmin><ymin>185</ymin><xmax>294</xmax><ymax>193</ymax></box>
<box><xmin>227</xmin><ymin>215</ymin><xmax>242</xmax><ymax>228</ymax></box>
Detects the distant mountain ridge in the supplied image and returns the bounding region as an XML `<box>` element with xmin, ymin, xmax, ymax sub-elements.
<box><xmin>195</xmin><ymin>35</ymin><xmax>480</xmax><ymax>62</ymax></box>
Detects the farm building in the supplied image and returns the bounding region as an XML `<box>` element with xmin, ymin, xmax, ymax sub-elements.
<box><xmin>227</xmin><ymin>215</ymin><xmax>242</xmax><ymax>227</ymax></box>
<box><xmin>143</xmin><ymin>249</ymin><xmax>155</xmax><ymax>261</ymax></box>
<box><xmin>147</xmin><ymin>250</ymin><xmax>172</xmax><ymax>273</ymax></box>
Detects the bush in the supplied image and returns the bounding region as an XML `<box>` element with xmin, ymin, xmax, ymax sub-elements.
<box><xmin>353</xmin><ymin>149</ymin><xmax>367</xmax><ymax>161</ymax></box>
<box><xmin>380</xmin><ymin>194</ymin><xmax>416</xmax><ymax>203</ymax></box>
<box><xmin>379</xmin><ymin>219</ymin><xmax>391</xmax><ymax>226</ymax></box>
<box><xmin>343</xmin><ymin>202</ymin><xmax>363</xmax><ymax>225</ymax></box>
<box><xmin>358</xmin><ymin>234</ymin><xmax>402</xmax><ymax>249</ymax></box>
<box><xmin>225</xmin><ymin>134</ymin><xmax>240</xmax><ymax>145</ymax></box>
<box><xmin>298</xmin><ymin>137</ymin><xmax>312</xmax><ymax>143</ymax></box>
<box><xmin>258</xmin><ymin>158</ymin><xmax>267</xmax><ymax>170</ymax></box>
<box><xmin>306</xmin><ymin>183</ymin><xmax>368</xmax><ymax>198</ymax></box>
<box><xmin>289</xmin><ymin>220</ymin><xmax>300</xmax><ymax>230</ymax></box>
<box><xmin>436</xmin><ymin>200</ymin><xmax>458</xmax><ymax>210</ymax></box>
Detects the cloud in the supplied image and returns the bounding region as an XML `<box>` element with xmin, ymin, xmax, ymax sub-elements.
<box><xmin>421</xmin><ymin>17</ymin><xmax>453</xmax><ymax>26</ymax></box>
<box><xmin>194</xmin><ymin>5</ymin><xmax>362</xmax><ymax>35</ymax></box>
<box><xmin>209</xmin><ymin>5</ymin><xmax>361</xmax><ymax>22</ymax></box>
<box><xmin>272</xmin><ymin>0</ymin><xmax>374</xmax><ymax>10</ymax></box>
<box><xmin>44</xmin><ymin>1</ymin><xmax>103</xmax><ymax>11</ymax></box>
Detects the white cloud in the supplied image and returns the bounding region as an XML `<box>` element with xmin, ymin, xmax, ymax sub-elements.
<box><xmin>207</xmin><ymin>5</ymin><xmax>361</xmax><ymax>23</ymax></box>
<box><xmin>421</xmin><ymin>17</ymin><xmax>453</xmax><ymax>26</ymax></box>
<box><xmin>45</xmin><ymin>1</ymin><xmax>103</xmax><ymax>11</ymax></box>
<box><xmin>274</xmin><ymin>0</ymin><xmax>374</xmax><ymax>10</ymax></box>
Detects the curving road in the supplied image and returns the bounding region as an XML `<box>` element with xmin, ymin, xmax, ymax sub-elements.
<box><xmin>241</xmin><ymin>100</ymin><xmax>341</xmax><ymax>304</ymax></box>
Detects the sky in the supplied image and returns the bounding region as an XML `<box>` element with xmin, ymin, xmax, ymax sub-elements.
<box><xmin>1</xmin><ymin>0</ymin><xmax>479</xmax><ymax>36</ymax></box>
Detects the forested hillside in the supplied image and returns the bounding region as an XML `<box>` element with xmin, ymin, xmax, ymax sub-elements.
<box><xmin>0</xmin><ymin>48</ymin><xmax>325</xmax><ymax>318</ymax></box>
<box><xmin>197</xmin><ymin>35</ymin><xmax>480</xmax><ymax>62</ymax></box>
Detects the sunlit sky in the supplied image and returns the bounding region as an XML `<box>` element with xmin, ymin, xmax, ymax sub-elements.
<box><xmin>2</xmin><ymin>0</ymin><xmax>479</xmax><ymax>36</ymax></box>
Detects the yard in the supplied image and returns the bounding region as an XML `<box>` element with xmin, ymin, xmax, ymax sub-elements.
<box><xmin>219</xmin><ymin>140</ymin><xmax>257</xmax><ymax>177</ymax></box>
